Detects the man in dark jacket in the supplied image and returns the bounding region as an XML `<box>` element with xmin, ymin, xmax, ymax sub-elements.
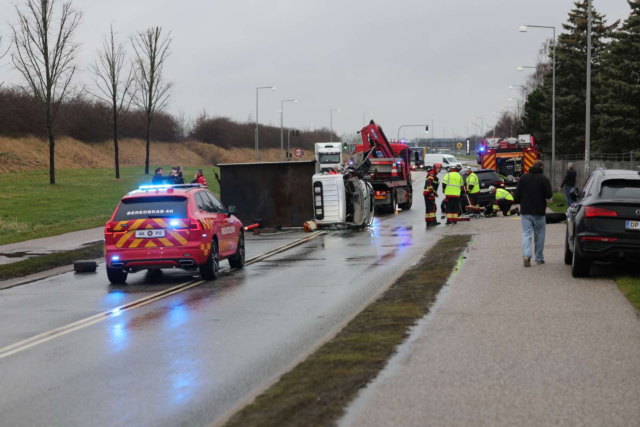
<box><xmin>514</xmin><ymin>160</ymin><xmax>553</xmax><ymax>267</ymax></box>
<box><xmin>559</xmin><ymin>163</ymin><xmax>577</xmax><ymax>205</ymax></box>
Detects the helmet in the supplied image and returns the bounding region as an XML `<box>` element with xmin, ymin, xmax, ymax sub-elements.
<box><xmin>434</xmin><ymin>162</ymin><xmax>442</xmax><ymax>169</ymax></box>
<box><xmin>465</xmin><ymin>166</ymin><xmax>472</xmax><ymax>174</ymax></box>
<box><xmin>488</xmin><ymin>186</ymin><xmax>496</xmax><ymax>193</ymax></box>
<box><xmin>454</xmin><ymin>164</ymin><xmax>463</xmax><ymax>171</ymax></box>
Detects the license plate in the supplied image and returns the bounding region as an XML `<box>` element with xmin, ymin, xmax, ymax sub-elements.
<box><xmin>135</xmin><ymin>229</ymin><xmax>166</xmax><ymax>238</ymax></box>
<box><xmin>375</xmin><ymin>195</ymin><xmax>386</xmax><ymax>200</ymax></box>
<box><xmin>626</xmin><ymin>221</ymin><xmax>640</xmax><ymax>231</ymax></box>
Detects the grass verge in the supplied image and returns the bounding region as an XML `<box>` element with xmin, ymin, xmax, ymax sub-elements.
<box><xmin>616</xmin><ymin>275</ymin><xmax>640</xmax><ymax>314</ymax></box>
<box><xmin>0</xmin><ymin>166</ymin><xmax>220</xmax><ymax>246</ymax></box>
<box><xmin>547</xmin><ymin>192</ymin><xmax>569</xmax><ymax>214</ymax></box>
<box><xmin>0</xmin><ymin>242</ymin><xmax>104</xmax><ymax>282</ymax></box>
<box><xmin>223</xmin><ymin>234</ymin><xmax>472</xmax><ymax>427</ymax></box>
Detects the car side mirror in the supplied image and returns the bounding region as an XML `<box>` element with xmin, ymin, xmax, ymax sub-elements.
<box><xmin>569</xmin><ymin>188</ymin><xmax>579</xmax><ymax>202</ymax></box>
<box><xmin>227</xmin><ymin>205</ymin><xmax>237</xmax><ymax>215</ymax></box>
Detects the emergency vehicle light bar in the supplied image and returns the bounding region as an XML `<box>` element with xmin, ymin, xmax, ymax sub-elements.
<box><xmin>138</xmin><ymin>184</ymin><xmax>205</xmax><ymax>190</ymax></box>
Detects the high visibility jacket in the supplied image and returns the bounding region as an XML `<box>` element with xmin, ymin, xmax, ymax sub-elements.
<box><xmin>442</xmin><ymin>172</ymin><xmax>464</xmax><ymax>198</ymax></box>
<box><xmin>496</xmin><ymin>188</ymin><xmax>514</xmax><ymax>202</ymax></box>
<box><xmin>423</xmin><ymin>170</ymin><xmax>440</xmax><ymax>197</ymax></box>
<box><xmin>466</xmin><ymin>173</ymin><xmax>479</xmax><ymax>194</ymax></box>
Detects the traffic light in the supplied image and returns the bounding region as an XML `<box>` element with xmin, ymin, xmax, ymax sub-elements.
<box><xmin>343</xmin><ymin>142</ymin><xmax>348</xmax><ymax>152</ymax></box>
<box><xmin>425</xmin><ymin>125</ymin><xmax>429</xmax><ymax>134</ymax></box>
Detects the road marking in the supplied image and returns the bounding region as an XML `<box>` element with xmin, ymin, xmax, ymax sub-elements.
<box><xmin>0</xmin><ymin>231</ymin><xmax>327</xmax><ymax>360</ymax></box>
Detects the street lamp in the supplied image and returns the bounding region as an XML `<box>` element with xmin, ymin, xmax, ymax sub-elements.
<box><xmin>363</xmin><ymin>112</ymin><xmax>373</xmax><ymax>127</ymax></box>
<box><xmin>469</xmin><ymin>122</ymin><xmax>482</xmax><ymax>147</ymax></box>
<box><xmin>280</xmin><ymin>99</ymin><xmax>298</xmax><ymax>161</ymax></box>
<box><xmin>517</xmin><ymin>66</ymin><xmax>537</xmax><ymax>72</ymax></box>
<box><xmin>520</xmin><ymin>24</ymin><xmax>557</xmax><ymax>185</ymax></box>
<box><xmin>255</xmin><ymin>86</ymin><xmax>276</xmax><ymax>162</ymax></box>
<box><xmin>330</xmin><ymin>109</ymin><xmax>341</xmax><ymax>142</ymax></box>
<box><xmin>472</xmin><ymin>116</ymin><xmax>484</xmax><ymax>137</ymax></box>
<box><xmin>585</xmin><ymin>1</ymin><xmax>593</xmax><ymax>176</ymax></box>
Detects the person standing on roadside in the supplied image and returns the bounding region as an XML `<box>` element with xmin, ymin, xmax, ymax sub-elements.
<box><xmin>424</xmin><ymin>163</ymin><xmax>442</xmax><ymax>227</ymax></box>
<box><xmin>441</xmin><ymin>164</ymin><xmax>464</xmax><ymax>225</ymax></box>
<box><xmin>174</xmin><ymin>166</ymin><xmax>185</xmax><ymax>185</ymax></box>
<box><xmin>192</xmin><ymin>169</ymin><xmax>208</xmax><ymax>187</ymax></box>
<box><xmin>514</xmin><ymin>159</ymin><xmax>553</xmax><ymax>267</ymax></box>
<box><xmin>152</xmin><ymin>167</ymin><xmax>166</xmax><ymax>184</ymax></box>
<box><xmin>559</xmin><ymin>163</ymin><xmax>576</xmax><ymax>205</ymax></box>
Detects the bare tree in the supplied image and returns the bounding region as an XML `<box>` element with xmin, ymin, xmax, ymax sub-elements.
<box><xmin>87</xmin><ymin>25</ymin><xmax>135</xmax><ymax>179</ymax></box>
<box><xmin>11</xmin><ymin>0</ymin><xmax>82</xmax><ymax>184</ymax></box>
<box><xmin>175</xmin><ymin>110</ymin><xmax>192</xmax><ymax>141</ymax></box>
<box><xmin>131</xmin><ymin>27</ymin><xmax>172</xmax><ymax>175</ymax></box>
<box><xmin>0</xmin><ymin>35</ymin><xmax>11</xmax><ymax>88</ymax></box>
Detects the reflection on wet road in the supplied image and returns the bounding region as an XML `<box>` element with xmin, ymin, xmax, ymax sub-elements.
<box><xmin>0</xmin><ymin>173</ymin><xmax>462</xmax><ymax>426</ymax></box>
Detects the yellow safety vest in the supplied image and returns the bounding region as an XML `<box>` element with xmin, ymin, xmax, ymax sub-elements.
<box><xmin>496</xmin><ymin>188</ymin><xmax>514</xmax><ymax>202</ymax></box>
<box><xmin>466</xmin><ymin>173</ymin><xmax>480</xmax><ymax>194</ymax></box>
<box><xmin>442</xmin><ymin>172</ymin><xmax>464</xmax><ymax>197</ymax></box>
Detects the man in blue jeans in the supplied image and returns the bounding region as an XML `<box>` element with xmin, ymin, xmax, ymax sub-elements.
<box><xmin>559</xmin><ymin>163</ymin><xmax>577</xmax><ymax>206</ymax></box>
<box><xmin>514</xmin><ymin>160</ymin><xmax>553</xmax><ymax>267</ymax></box>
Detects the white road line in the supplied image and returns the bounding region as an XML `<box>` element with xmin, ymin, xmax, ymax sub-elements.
<box><xmin>0</xmin><ymin>231</ymin><xmax>327</xmax><ymax>360</ymax></box>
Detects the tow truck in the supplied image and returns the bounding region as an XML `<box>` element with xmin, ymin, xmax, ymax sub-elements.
<box><xmin>354</xmin><ymin>121</ymin><xmax>413</xmax><ymax>213</ymax></box>
<box><xmin>477</xmin><ymin>134</ymin><xmax>540</xmax><ymax>191</ymax></box>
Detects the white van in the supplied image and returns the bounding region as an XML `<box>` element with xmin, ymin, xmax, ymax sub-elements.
<box><xmin>423</xmin><ymin>154</ymin><xmax>462</xmax><ymax>171</ymax></box>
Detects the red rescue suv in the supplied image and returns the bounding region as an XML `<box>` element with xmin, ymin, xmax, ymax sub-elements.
<box><xmin>104</xmin><ymin>184</ymin><xmax>245</xmax><ymax>284</ymax></box>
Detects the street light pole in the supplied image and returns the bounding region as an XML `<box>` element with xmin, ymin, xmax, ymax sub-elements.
<box><xmin>330</xmin><ymin>109</ymin><xmax>341</xmax><ymax>142</ymax></box>
<box><xmin>280</xmin><ymin>99</ymin><xmax>297</xmax><ymax>162</ymax></box>
<box><xmin>469</xmin><ymin>122</ymin><xmax>482</xmax><ymax>148</ymax></box>
<box><xmin>363</xmin><ymin>112</ymin><xmax>373</xmax><ymax>127</ymax></box>
<box><xmin>473</xmin><ymin>116</ymin><xmax>484</xmax><ymax>139</ymax></box>
<box><xmin>255</xmin><ymin>86</ymin><xmax>276</xmax><ymax>163</ymax></box>
<box><xmin>520</xmin><ymin>24</ymin><xmax>556</xmax><ymax>187</ymax></box>
<box><xmin>585</xmin><ymin>1</ymin><xmax>592</xmax><ymax>177</ymax></box>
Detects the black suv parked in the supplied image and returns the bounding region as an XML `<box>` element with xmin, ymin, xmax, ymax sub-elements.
<box><xmin>471</xmin><ymin>169</ymin><xmax>505</xmax><ymax>206</ymax></box>
<box><xmin>565</xmin><ymin>168</ymin><xmax>640</xmax><ymax>277</ymax></box>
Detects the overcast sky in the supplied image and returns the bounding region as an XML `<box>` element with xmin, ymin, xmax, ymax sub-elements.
<box><xmin>0</xmin><ymin>0</ymin><xmax>632</xmax><ymax>140</ymax></box>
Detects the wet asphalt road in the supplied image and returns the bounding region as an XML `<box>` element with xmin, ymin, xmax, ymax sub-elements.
<box><xmin>0</xmin><ymin>172</ymin><xmax>456</xmax><ymax>427</ymax></box>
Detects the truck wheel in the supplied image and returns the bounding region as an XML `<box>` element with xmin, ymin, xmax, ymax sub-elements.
<box><xmin>571</xmin><ymin>235</ymin><xmax>590</xmax><ymax>277</ymax></box>
<box><xmin>107</xmin><ymin>266</ymin><xmax>128</xmax><ymax>284</ymax></box>
<box><xmin>387</xmin><ymin>191</ymin><xmax>397</xmax><ymax>213</ymax></box>
<box><xmin>200</xmin><ymin>240</ymin><xmax>219</xmax><ymax>281</ymax></box>
<box><xmin>399</xmin><ymin>192</ymin><xmax>413</xmax><ymax>210</ymax></box>
<box><xmin>564</xmin><ymin>227</ymin><xmax>572</xmax><ymax>265</ymax></box>
<box><xmin>229</xmin><ymin>233</ymin><xmax>245</xmax><ymax>269</ymax></box>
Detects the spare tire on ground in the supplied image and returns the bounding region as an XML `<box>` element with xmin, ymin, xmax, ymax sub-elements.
<box><xmin>546</xmin><ymin>213</ymin><xmax>567</xmax><ymax>224</ymax></box>
<box><xmin>74</xmin><ymin>260</ymin><xmax>97</xmax><ymax>273</ymax></box>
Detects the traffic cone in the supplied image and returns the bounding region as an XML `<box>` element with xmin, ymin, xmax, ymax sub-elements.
<box><xmin>391</xmin><ymin>163</ymin><xmax>398</xmax><ymax>178</ymax></box>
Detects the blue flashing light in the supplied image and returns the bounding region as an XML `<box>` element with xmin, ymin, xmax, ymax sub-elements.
<box><xmin>480</xmin><ymin>147</ymin><xmax>485</xmax><ymax>152</ymax></box>
<box><xmin>112</xmin><ymin>255</ymin><xmax>120</xmax><ymax>261</ymax></box>
<box><xmin>139</xmin><ymin>184</ymin><xmax>172</xmax><ymax>190</ymax></box>
<box><xmin>112</xmin><ymin>307</ymin><xmax>122</xmax><ymax>317</ymax></box>
<box><xmin>169</xmin><ymin>220</ymin><xmax>180</xmax><ymax>227</ymax></box>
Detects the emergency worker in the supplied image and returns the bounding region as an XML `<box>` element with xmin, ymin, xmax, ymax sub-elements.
<box><xmin>423</xmin><ymin>163</ymin><xmax>442</xmax><ymax>227</ymax></box>
<box><xmin>488</xmin><ymin>186</ymin><xmax>520</xmax><ymax>217</ymax></box>
<box><xmin>192</xmin><ymin>169</ymin><xmax>208</xmax><ymax>187</ymax></box>
<box><xmin>441</xmin><ymin>164</ymin><xmax>464</xmax><ymax>224</ymax></box>
<box><xmin>465</xmin><ymin>167</ymin><xmax>480</xmax><ymax>207</ymax></box>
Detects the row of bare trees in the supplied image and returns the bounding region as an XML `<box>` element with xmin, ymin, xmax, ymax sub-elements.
<box><xmin>6</xmin><ymin>0</ymin><xmax>171</xmax><ymax>183</ymax></box>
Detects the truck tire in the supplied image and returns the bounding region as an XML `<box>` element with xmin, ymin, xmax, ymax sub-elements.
<box><xmin>571</xmin><ymin>235</ymin><xmax>590</xmax><ymax>277</ymax></box>
<box><xmin>107</xmin><ymin>266</ymin><xmax>128</xmax><ymax>284</ymax></box>
<box><xmin>399</xmin><ymin>190</ymin><xmax>412</xmax><ymax>210</ymax></box>
<box><xmin>387</xmin><ymin>191</ymin><xmax>397</xmax><ymax>213</ymax></box>
<box><xmin>74</xmin><ymin>260</ymin><xmax>97</xmax><ymax>273</ymax></box>
<box><xmin>229</xmin><ymin>233</ymin><xmax>245</xmax><ymax>269</ymax></box>
<box><xmin>200</xmin><ymin>240</ymin><xmax>220</xmax><ymax>281</ymax></box>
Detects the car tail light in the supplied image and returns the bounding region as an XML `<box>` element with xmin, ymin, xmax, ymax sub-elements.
<box><xmin>494</xmin><ymin>181</ymin><xmax>505</xmax><ymax>188</ymax></box>
<box><xmin>189</xmin><ymin>220</ymin><xmax>202</xmax><ymax>231</ymax></box>
<box><xmin>581</xmin><ymin>237</ymin><xmax>618</xmax><ymax>242</ymax></box>
<box><xmin>585</xmin><ymin>206</ymin><xmax>618</xmax><ymax>218</ymax></box>
<box><xmin>375</xmin><ymin>191</ymin><xmax>387</xmax><ymax>196</ymax></box>
<box><xmin>105</xmin><ymin>223</ymin><xmax>113</xmax><ymax>235</ymax></box>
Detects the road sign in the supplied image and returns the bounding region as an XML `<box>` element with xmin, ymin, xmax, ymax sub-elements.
<box><xmin>466</xmin><ymin>139</ymin><xmax>470</xmax><ymax>155</ymax></box>
<box><xmin>294</xmin><ymin>148</ymin><xmax>304</xmax><ymax>158</ymax></box>
<box><xmin>456</xmin><ymin>142</ymin><xmax>463</xmax><ymax>149</ymax></box>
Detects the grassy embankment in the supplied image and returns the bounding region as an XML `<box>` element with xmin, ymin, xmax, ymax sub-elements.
<box><xmin>224</xmin><ymin>235</ymin><xmax>472</xmax><ymax>427</ymax></box>
<box><xmin>0</xmin><ymin>243</ymin><xmax>104</xmax><ymax>282</ymax></box>
<box><xmin>0</xmin><ymin>166</ymin><xmax>220</xmax><ymax>246</ymax></box>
